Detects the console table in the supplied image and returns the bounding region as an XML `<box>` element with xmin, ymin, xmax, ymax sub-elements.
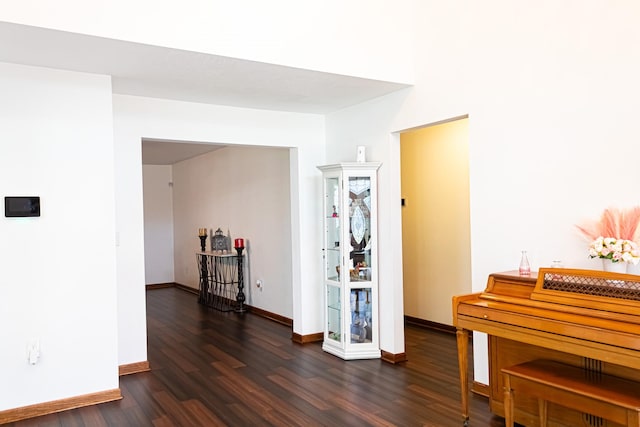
<box><xmin>196</xmin><ymin>251</ymin><xmax>246</xmax><ymax>312</ymax></box>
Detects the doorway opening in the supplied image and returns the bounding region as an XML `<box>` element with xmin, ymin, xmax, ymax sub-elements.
<box><xmin>141</xmin><ymin>140</ymin><xmax>295</xmax><ymax>320</ymax></box>
<box><xmin>399</xmin><ymin>117</ymin><xmax>471</xmax><ymax>329</ymax></box>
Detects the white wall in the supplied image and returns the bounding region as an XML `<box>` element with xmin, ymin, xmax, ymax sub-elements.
<box><xmin>113</xmin><ymin>95</ymin><xmax>325</xmax><ymax>341</ymax></box>
<box><xmin>0</xmin><ymin>0</ymin><xmax>415</xmax><ymax>85</ymax></box>
<box><xmin>327</xmin><ymin>1</ymin><xmax>640</xmax><ymax>382</ymax></box>
<box><xmin>0</xmin><ymin>62</ymin><xmax>118</xmax><ymax>410</ymax></box>
<box><xmin>142</xmin><ymin>164</ymin><xmax>174</xmax><ymax>284</ymax></box>
<box><xmin>113</xmin><ymin>100</ymin><xmax>147</xmax><ymax>368</ymax></box>
<box><xmin>0</xmin><ymin>0</ymin><xmax>416</xmax><ymax>369</ymax></box>
<box><xmin>172</xmin><ymin>146</ymin><xmax>292</xmax><ymax>316</ymax></box>
<box><xmin>6</xmin><ymin>0</ymin><xmax>638</xmax><ymax>402</ymax></box>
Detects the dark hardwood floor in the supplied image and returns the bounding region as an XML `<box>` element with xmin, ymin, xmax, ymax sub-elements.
<box><xmin>8</xmin><ymin>287</ymin><xmax>507</xmax><ymax>426</ymax></box>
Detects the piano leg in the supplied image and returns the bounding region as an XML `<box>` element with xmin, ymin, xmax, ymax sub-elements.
<box><xmin>456</xmin><ymin>328</ymin><xmax>470</xmax><ymax>426</ymax></box>
<box><xmin>538</xmin><ymin>398</ymin><xmax>547</xmax><ymax>427</ymax></box>
<box><xmin>503</xmin><ymin>373</ymin><xmax>513</xmax><ymax>427</ymax></box>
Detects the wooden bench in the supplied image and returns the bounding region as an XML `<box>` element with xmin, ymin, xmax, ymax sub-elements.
<box><xmin>502</xmin><ymin>359</ymin><xmax>640</xmax><ymax>427</ymax></box>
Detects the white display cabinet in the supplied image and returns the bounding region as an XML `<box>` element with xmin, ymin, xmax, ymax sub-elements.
<box><xmin>317</xmin><ymin>162</ymin><xmax>381</xmax><ymax>360</ymax></box>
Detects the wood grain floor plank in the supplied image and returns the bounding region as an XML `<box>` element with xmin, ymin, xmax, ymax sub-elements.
<box><xmin>266</xmin><ymin>374</ymin><xmax>332</xmax><ymax>410</ymax></box>
<box><xmin>247</xmin><ymin>337</ymin><xmax>295</xmax><ymax>360</ymax></box>
<box><xmin>181</xmin><ymin>399</ymin><xmax>226</xmax><ymax>427</ymax></box>
<box><xmin>5</xmin><ymin>287</ymin><xmax>509</xmax><ymax>426</ymax></box>
<box><xmin>201</xmin><ymin>343</ymin><xmax>246</xmax><ymax>369</ymax></box>
<box><xmin>150</xmin><ymin>414</ymin><xmax>174</xmax><ymax>427</ymax></box>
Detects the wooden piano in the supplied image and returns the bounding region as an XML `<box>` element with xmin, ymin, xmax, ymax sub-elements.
<box><xmin>453</xmin><ymin>268</ymin><xmax>640</xmax><ymax>427</ymax></box>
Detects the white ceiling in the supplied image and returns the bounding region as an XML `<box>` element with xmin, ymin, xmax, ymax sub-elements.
<box><xmin>141</xmin><ymin>139</ymin><xmax>225</xmax><ymax>165</ymax></box>
<box><xmin>0</xmin><ymin>21</ymin><xmax>410</xmax><ymax>114</ymax></box>
<box><xmin>0</xmin><ymin>21</ymin><xmax>410</xmax><ymax>165</ymax></box>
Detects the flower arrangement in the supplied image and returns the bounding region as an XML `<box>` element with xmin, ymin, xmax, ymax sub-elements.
<box><xmin>577</xmin><ymin>206</ymin><xmax>640</xmax><ymax>264</ymax></box>
<box><xmin>588</xmin><ymin>236</ymin><xmax>640</xmax><ymax>264</ymax></box>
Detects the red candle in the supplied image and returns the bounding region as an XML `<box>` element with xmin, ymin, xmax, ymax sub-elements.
<box><xmin>234</xmin><ymin>238</ymin><xmax>244</xmax><ymax>248</ymax></box>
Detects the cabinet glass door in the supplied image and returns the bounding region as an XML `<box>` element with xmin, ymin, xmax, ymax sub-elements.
<box><xmin>324</xmin><ymin>176</ymin><xmax>340</xmax><ymax>282</ymax></box>
<box><xmin>327</xmin><ymin>284</ymin><xmax>341</xmax><ymax>342</ymax></box>
<box><xmin>349</xmin><ymin>288</ymin><xmax>373</xmax><ymax>344</ymax></box>
<box><xmin>348</xmin><ymin>176</ymin><xmax>372</xmax><ymax>283</ymax></box>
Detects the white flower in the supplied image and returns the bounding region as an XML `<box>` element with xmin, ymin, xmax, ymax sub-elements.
<box><xmin>589</xmin><ymin>236</ymin><xmax>640</xmax><ymax>265</ymax></box>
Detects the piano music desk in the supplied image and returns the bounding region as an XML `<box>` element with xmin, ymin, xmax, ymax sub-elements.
<box><xmin>503</xmin><ymin>359</ymin><xmax>640</xmax><ymax>427</ymax></box>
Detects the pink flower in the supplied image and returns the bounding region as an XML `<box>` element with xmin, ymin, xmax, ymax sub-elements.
<box><xmin>588</xmin><ymin>236</ymin><xmax>640</xmax><ymax>265</ymax></box>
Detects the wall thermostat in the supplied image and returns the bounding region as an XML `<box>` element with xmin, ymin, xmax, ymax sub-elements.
<box><xmin>4</xmin><ymin>196</ymin><xmax>40</xmax><ymax>217</ymax></box>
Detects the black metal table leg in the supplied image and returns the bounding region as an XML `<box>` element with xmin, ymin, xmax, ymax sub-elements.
<box><xmin>234</xmin><ymin>247</ymin><xmax>246</xmax><ymax>313</ymax></box>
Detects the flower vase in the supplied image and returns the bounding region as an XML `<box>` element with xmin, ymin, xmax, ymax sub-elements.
<box><xmin>602</xmin><ymin>259</ymin><xmax>627</xmax><ymax>274</ymax></box>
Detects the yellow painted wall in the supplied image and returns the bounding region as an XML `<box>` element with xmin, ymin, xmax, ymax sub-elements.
<box><xmin>400</xmin><ymin>118</ymin><xmax>471</xmax><ymax>325</ymax></box>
